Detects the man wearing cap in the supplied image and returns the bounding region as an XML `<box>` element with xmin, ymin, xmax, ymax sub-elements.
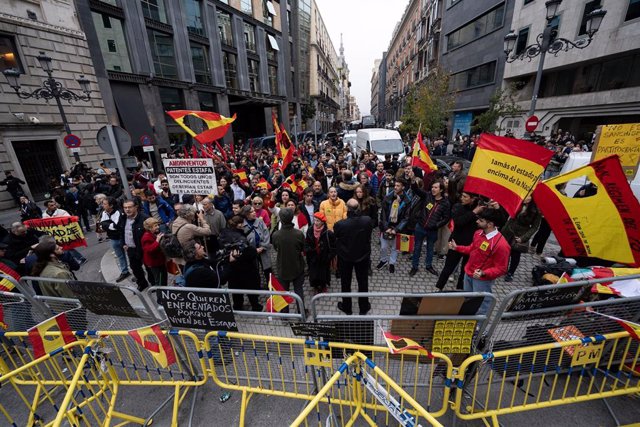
<box><xmin>272</xmin><ymin>208</ymin><xmax>306</xmax><ymax>310</ymax></box>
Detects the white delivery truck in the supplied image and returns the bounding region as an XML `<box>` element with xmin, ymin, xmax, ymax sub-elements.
<box><xmin>356</xmin><ymin>128</ymin><xmax>406</xmax><ymax>162</ymax></box>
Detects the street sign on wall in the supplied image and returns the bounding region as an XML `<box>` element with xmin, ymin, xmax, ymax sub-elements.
<box><xmin>525</xmin><ymin>116</ymin><xmax>540</xmax><ymax>133</ymax></box>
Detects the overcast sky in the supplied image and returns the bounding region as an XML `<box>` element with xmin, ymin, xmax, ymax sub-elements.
<box><xmin>316</xmin><ymin>0</ymin><xmax>407</xmax><ymax>116</ymax></box>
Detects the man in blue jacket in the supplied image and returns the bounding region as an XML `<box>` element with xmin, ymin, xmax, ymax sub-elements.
<box><xmin>143</xmin><ymin>189</ymin><xmax>175</xmax><ymax>232</ymax></box>
<box><xmin>376</xmin><ymin>179</ymin><xmax>410</xmax><ymax>274</ymax></box>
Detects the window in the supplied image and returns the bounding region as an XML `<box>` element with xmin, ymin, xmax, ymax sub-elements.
<box><xmin>625</xmin><ymin>0</ymin><xmax>640</xmax><ymax>21</ymax></box>
<box><xmin>241</xmin><ymin>0</ymin><xmax>252</xmax><ymax>14</ymax></box>
<box><xmin>148</xmin><ymin>29</ymin><xmax>177</xmax><ymax>78</ymax></box>
<box><xmin>515</xmin><ymin>27</ymin><xmax>529</xmax><ymax>55</ymax></box>
<box><xmin>223</xmin><ymin>52</ymin><xmax>237</xmax><ymax>89</ymax></box>
<box><xmin>141</xmin><ymin>0</ymin><xmax>167</xmax><ymax>23</ymax></box>
<box><xmin>198</xmin><ymin>91</ymin><xmax>216</xmax><ymax>111</ymax></box>
<box><xmin>579</xmin><ymin>1</ymin><xmax>601</xmax><ymax>36</ymax></box>
<box><xmin>248</xmin><ymin>59</ymin><xmax>260</xmax><ymax>92</ymax></box>
<box><xmin>191</xmin><ymin>43</ymin><xmax>211</xmax><ymax>84</ymax></box>
<box><xmin>102</xmin><ymin>13</ymin><xmax>112</xmax><ymax>28</ymax></box>
<box><xmin>524</xmin><ymin>0</ymin><xmax>534</xmax><ymax>4</ymax></box>
<box><xmin>217</xmin><ymin>10</ymin><xmax>233</xmax><ymax>46</ymax></box>
<box><xmin>450</xmin><ymin>61</ymin><xmax>496</xmax><ymax>90</ymax></box>
<box><xmin>184</xmin><ymin>0</ymin><xmax>205</xmax><ymax>36</ymax></box>
<box><xmin>446</xmin><ymin>4</ymin><xmax>505</xmax><ymax>50</ymax></box>
<box><xmin>244</xmin><ymin>22</ymin><xmax>256</xmax><ymax>52</ymax></box>
<box><xmin>263</xmin><ymin>0</ymin><xmax>273</xmax><ymax>26</ymax></box>
<box><xmin>91</xmin><ymin>12</ymin><xmax>132</xmax><ymax>72</ymax></box>
<box><xmin>549</xmin><ymin>15</ymin><xmax>560</xmax><ymax>43</ymax></box>
<box><xmin>268</xmin><ymin>65</ymin><xmax>278</xmax><ymax>94</ymax></box>
<box><xmin>267</xmin><ymin>34</ymin><xmax>279</xmax><ymax>61</ymax></box>
<box><xmin>159</xmin><ymin>87</ymin><xmax>184</xmax><ymax>122</ymax></box>
<box><xmin>0</xmin><ymin>35</ymin><xmax>23</xmax><ymax>72</ymax></box>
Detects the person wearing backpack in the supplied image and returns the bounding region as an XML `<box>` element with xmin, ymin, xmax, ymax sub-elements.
<box><xmin>170</xmin><ymin>205</ymin><xmax>211</xmax><ymax>266</ymax></box>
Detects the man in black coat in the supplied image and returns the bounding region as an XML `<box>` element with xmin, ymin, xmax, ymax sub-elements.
<box><xmin>333</xmin><ymin>199</ymin><xmax>374</xmax><ymax>315</ymax></box>
<box><xmin>0</xmin><ymin>171</ymin><xmax>26</xmax><ymax>204</ymax></box>
<box><xmin>120</xmin><ymin>199</ymin><xmax>149</xmax><ymax>291</ymax></box>
<box><xmin>3</xmin><ymin>222</ymin><xmax>42</xmax><ymax>274</ymax></box>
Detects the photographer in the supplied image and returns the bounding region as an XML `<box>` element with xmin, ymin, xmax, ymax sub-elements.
<box><xmin>219</xmin><ymin>215</ymin><xmax>263</xmax><ymax>311</ymax></box>
<box><xmin>182</xmin><ymin>240</ymin><xmax>227</xmax><ymax>288</ymax></box>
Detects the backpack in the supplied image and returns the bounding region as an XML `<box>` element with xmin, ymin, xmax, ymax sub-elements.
<box><xmin>174</xmin><ymin>264</ymin><xmax>197</xmax><ymax>287</ymax></box>
<box><xmin>160</xmin><ymin>224</ymin><xmax>188</xmax><ymax>258</ymax></box>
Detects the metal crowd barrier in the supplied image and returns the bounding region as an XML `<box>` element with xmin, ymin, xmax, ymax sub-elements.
<box><xmin>452</xmin><ymin>331</ymin><xmax>640</xmax><ymax>426</ymax></box>
<box><xmin>204</xmin><ymin>330</ymin><xmax>453</xmax><ymax>425</ymax></box>
<box><xmin>292</xmin><ymin>351</ymin><xmax>444</xmax><ymax>427</ymax></box>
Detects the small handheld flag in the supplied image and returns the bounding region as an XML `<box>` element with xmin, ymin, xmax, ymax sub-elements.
<box><xmin>265</xmin><ymin>274</ymin><xmax>293</xmax><ymax>313</ymax></box>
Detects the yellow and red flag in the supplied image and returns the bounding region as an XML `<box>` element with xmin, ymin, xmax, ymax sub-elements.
<box><xmin>232</xmin><ymin>169</ymin><xmax>248</xmax><ymax>184</ymax></box>
<box><xmin>28</xmin><ymin>313</ymin><xmax>77</xmax><ymax>358</ymax></box>
<box><xmin>464</xmin><ymin>133</ymin><xmax>553</xmax><ymax>217</ymax></box>
<box><xmin>382</xmin><ymin>330</ymin><xmax>433</xmax><ymax>358</ymax></box>
<box><xmin>410</xmin><ymin>132</ymin><xmax>438</xmax><ymax>174</ymax></box>
<box><xmin>166</xmin><ymin>110</ymin><xmax>236</xmax><ymax>144</ymax></box>
<box><xmin>265</xmin><ymin>274</ymin><xmax>293</xmax><ymax>313</ymax></box>
<box><xmin>272</xmin><ymin>113</ymin><xmax>296</xmax><ymax>171</ymax></box>
<box><xmin>256</xmin><ymin>178</ymin><xmax>272</xmax><ymax>190</ymax></box>
<box><xmin>589</xmin><ymin>311</ymin><xmax>640</xmax><ymax>341</ymax></box>
<box><xmin>283</xmin><ymin>174</ymin><xmax>308</xmax><ymax>196</ymax></box>
<box><xmin>395</xmin><ymin>234</ymin><xmax>415</xmax><ymax>252</ymax></box>
<box><xmin>0</xmin><ymin>262</ymin><xmax>20</xmax><ymax>292</ymax></box>
<box><xmin>24</xmin><ymin>217</ymin><xmax>87</xmax><ymax>250</ymax></box>
<box><xmin>533</xmin><ymin>155</ymin><xmax>640</xmax><ymax>266</ymax></box>
<box><xmin>128</xmin><ymin>324</ymin><xmax>177</xmax><ymax>368</ymax></box>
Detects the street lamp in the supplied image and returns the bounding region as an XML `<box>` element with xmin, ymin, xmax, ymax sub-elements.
<box><xmin>504</xmin><ymin>0</ymin><xmax>606</xmax><ymax>117</ymax></box>
<box><xmin>2</xmin><ymin>51</ymin><xmax>92</xmax><ymax>160</ymax></box>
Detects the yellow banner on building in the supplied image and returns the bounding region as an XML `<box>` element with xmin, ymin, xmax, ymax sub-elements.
<box><xmin>592</xmin><ymin>123</ymin><xmax>640</xmax><ymax>179</ymax></box>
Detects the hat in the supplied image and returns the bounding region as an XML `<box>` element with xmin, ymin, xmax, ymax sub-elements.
<box><xmin>279</xmin><ymin>207</ymin><xmax>294</xmax><ymax>225</ymax></box>
<box><xmin>313</xmin><ymin>212</ymin><xmax>326</xmax><ymax>222</ymax></box>
<box><xmin>32</xmin><ymin>236</ymin><xmax>57</xmax><ymax>255</ymax></box>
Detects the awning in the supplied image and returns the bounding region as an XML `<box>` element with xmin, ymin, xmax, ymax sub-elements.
<box><xmin>266</xmin><ymin>1</ymin><xmax>277</xmax><ymax>16</ymax></box>
<box><xmin>267</xmin><ymin>34</ymin><xmax>279</xmax><ymax>51</ymax></box>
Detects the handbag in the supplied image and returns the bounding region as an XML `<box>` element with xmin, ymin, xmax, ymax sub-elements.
<box><xmin>510</xmin><ymin>237</ymin><xmax>529</xmax><ymax>253</ymax></box>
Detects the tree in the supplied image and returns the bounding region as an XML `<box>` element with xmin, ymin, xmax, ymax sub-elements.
<box><xmin>301</xmin><ymin>102</ymin><xmax>316</xmax><ymax>122</ymax></box>
<box><xmin>473</xmin><ymin>84</ymin><xmax>522</xmax><ymax>134</ymax></box>
<box><xmin>400</xmin><ymin>67</ymin><xmax>456</xmax><ymax>138</ymax></box>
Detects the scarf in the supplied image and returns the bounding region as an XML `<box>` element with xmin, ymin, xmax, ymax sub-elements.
<box><xmin>246</xmin><ymin>219</ymin><xmax>261</xmax><ymax>247</ymax></box>
<box><xmin>313</xmin><ymin>221</ymin><xmax>324</xmax><ymax>240</ymax></box>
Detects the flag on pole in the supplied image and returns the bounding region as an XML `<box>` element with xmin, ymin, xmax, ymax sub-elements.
<box><xmin>214</xmin><ymin>141</ymin><xmax>228</xmax><ymax>161</ymax></box>
<box><xmin>464</xmin><ymin>133</ymin><xmax>553</xmax><ymax>217</ymax></box>
<box><xmin>232</xmin><ymin>169</ymin><xmax>248</xmax><ymax>184</ymax></box>
<box><xmin>166</xmin><ymin>110</ymin><xmax>236</xmax><ymax>144</ymax></box>
<box><xmin>410</xmin><ymin>132</ymin><xmax>438</xmax><ymax>174</ymax></box>
<box><xmin>128</xmin><ymin>324</ymin><xmax>177</xmax><ymax>368</ymax></box>
<box><xmin>395</xmin><ymin>234</ymin><xmax>415</xmax><ymax>252</ymax></box>
<box><xmin>533</xmin><ymin>155</ymin><xmax>640</xmax><ymax>266</ymax></box>
<box><xmin>265</xmin><ymin>274</ymin><xmax>293</xmax><ymax>313</ymax></box>
<box><xmin>0</xmin><ymin>262</ymin><xmax>21</xmax><ymax>292</ymax></box>
<box><xmin>272</xmin><ymin>113</ymin><xmax>295</xmax><ymax>172</ymax></box>
<box><xmin>28</xmin><ymin>313</ymin><xmax>77</xmax><ymax>358</ymax></box>
<box><xmin>588</xmin><ymin>311</ymin><xmax>640</xmax><ymax>341</ymax></box>
<box><xmin>191</xmin><ymin>145</ymin><xmax>199</xmax><ymax>159</ymax></box>
<box><xmin>256</xmin><ymin>178</ymin><xmax>272</xmax><ymax>190</ymax></box>
<box><xmin>283</xmin><ymin>174</ymin><xmax>308</xmax><ymax>196</ymax></box>
<box><xmin>382</xmin><ymin>329</ymin><xmax>433</xmax><ymax>358</ymax></box>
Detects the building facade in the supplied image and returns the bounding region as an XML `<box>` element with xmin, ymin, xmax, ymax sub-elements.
<box><xmin>375</xmin><ymin>52</ymin><xmax>387</xmax><ymax>126</ymax></box>
<box><xmin>370</xmin><ymin>59</ymin><xmax>381</xmax><ymax>122</ymax></box>
<box><xmin>0</xmin><ymin>0</ymin><xmax>109</xmax><ymax>209</ymax></box>
<box><xmin>77</xmin><ymin>0</ymin><xmax>298</xmax><ymax>164</ymax></box>
<box><xmin>440</xmin><ymin>0</ymin><xmax>515</xmax><ymax>137</ymax></box>
<box><xmin>503</xmin><ymin>0</ymin><xmax>640</xmax><ymax>138</ymax></box>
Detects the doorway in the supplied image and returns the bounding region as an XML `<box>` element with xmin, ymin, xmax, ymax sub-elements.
<box><xmin>12</xmin><ymin>139</ymin><xmax>63</xmax><ymax>200</ymax></box>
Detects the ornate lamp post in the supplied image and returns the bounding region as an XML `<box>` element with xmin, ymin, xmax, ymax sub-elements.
<box><xmin>3</xmin><ymin>51</ymin><xmax>92</xmax><ymax>160</ymax></box>
<box><xmin>503</xmin><ymin>0</ymin><xmax>606</xmax><ymax>117</ymax></box>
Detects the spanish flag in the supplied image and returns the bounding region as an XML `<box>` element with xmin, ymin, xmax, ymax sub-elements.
<box><xmin>382</xmin><ymin>330</ymin><xmax>433</xmax><ymax>358</ymax></box>
<box><xmin>533</xmin><ymin>155</ymin><xmax>640</xmax><ymax>266</ymax></box>
<box><xmin>232</xmin><ymin>169</ymin><xmax>248</xmax><ymax>184</ymax></box>
<box><xmin>128</xmin><ymin>325</ymin><xmax>177</xmax><ymax>368</ymax></box>
<box><xmin>272</xmin><ymin>113</ymin><xmax>295</xmax><ymax>172</ymax></box>
<box><xmin>256</xmin><ymin>177</ymin><xmax>271</xmax><ymax>190</ymax></box>
<box><xmin>166</xmin><ymin>110</ymin><xmax>236</xmax><ymax>144</ymax></box>
<box><xmin>0</xmin><ymin>262</ymin><xmax>21</xmax><ymax>292</ymax></box>
<box><xmin>464</xmin><ymin>133</ymin><xmax>553</xmax><ymax>217</ymax></box>
<box><xmin>284</xmin><ymin>174</ymin><xmax>308</xmax><ymax>195</ymax></box>
<box><xmin>410</xmin><ymin>132</ymin><xmax>438</xmax><ymax>174</ymax></box>
<box><xmin>265</xmin><ymin>274</ymin><xmax>293</xmax><ymax>313</ymax></box>
<box><xmin>589</xmin><ymin>311</ymin><xmax>640</xmax><ymax>341</ymax></box>
<box><xmin>395</xmin><ymin>234</ymin><xmax>415</xmax><ymax>252</ymax></box>
<box><xmin>28</xmin><ymin>313</ymin><xmax>77</xmax><ymax>358</ymax></box>
<box><xmin>584</xmin><ymin>267</ymin><xmax>640</xmax><ymax>295</ymax></box>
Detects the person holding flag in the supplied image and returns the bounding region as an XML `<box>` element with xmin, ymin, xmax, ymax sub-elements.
<box><xmin>377</xmin><ymin>178</ymin><xmax>410</xmax><ymax>274</ymax></box>
<box><xmin>272</xmin><ymin>208</ymin><xmax>306</xmax><ymax>310</ymax></box>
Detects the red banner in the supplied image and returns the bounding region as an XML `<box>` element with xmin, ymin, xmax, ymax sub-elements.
<box><xmin>24</xmin><ymin>216</ymin><xmax>87</xmax><ymax>250</ymax></box>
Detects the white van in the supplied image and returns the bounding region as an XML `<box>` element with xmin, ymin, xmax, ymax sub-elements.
<box><xmin>343</xmin><ymin>133</ymin><xmax>357</xmax><ymax>153</ymax></box>
<box><xmin>559</xmin><ymin>152</ymin><xmax>640</xmax><ymax>201</ymax></box>
<box><xmin>356</xmin><ymin>128</ymin><xmax>406</xmax><ymax>162</ymax></box>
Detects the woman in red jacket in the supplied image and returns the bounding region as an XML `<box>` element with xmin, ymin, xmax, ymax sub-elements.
<box><xmin>141</xmin><ymin>218</ymin><xmax>167</xmax><ymax>287</ymax></box>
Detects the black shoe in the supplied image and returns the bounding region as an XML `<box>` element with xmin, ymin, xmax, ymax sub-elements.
<box><xmin>337</xmin><ymin>302</ymin><xmax>352</xmax><ymax>315</ymax></box>
<box><xmin>375</xmin><ymin>260</ymin><xmax>388</xmax><ymax>270</ymax></box>
<box><xmin>409</xmin><ymin>267</ymin><xmax>418</xmax><ymax>276</ymax></box>
<box><xmin>389</xmin><ymin>264</ymin><xmax>395</xmax><ymax>273</ymax></box>
<box><xmin>426</xmin><ymin>266</ymin><xmax>438</xmax><ymax>276</ymax></box>
<box><xmin>115</xmin><ymin>272</ymin><xmax>131</xmax><ymax>282</ymax></box>
<box><xmin>359</xmin><ymin>305</ymin><xmax>371</xmax><ymax>315</ymax></box>
<box><xmin>505</xmin><ymin>273</ymin><xmax>514</xmax><ymax>282</ymax></box>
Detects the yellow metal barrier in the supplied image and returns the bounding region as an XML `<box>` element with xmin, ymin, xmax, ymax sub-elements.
<box><xmin>204</xmin><ymin>330</ymin><xmax>452</xmax><ymax>426</ymax></box>
<box><xmin>452</xmin><ymin>331</ymin><xmax>640</xmax><ymax>426</ymax></box>
<box><xmin>292</xmin><ymin>351</ymin><xmax>444</xmax><ymax>427</ymax></box>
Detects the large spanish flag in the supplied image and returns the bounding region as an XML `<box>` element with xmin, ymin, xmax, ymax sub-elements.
<box><xmin>265</xmin><ymin>274</ymin><xmax>293</xmax><ymax>313</ymax></box>
<box><xmin>464</xmin><ymin>133</ymin><xmax>553</xmax><ymax>217</ymax></box>
<box><xmin>128</xmin><ymin>325</ymin><xmax>177</xmax><ymax>368</ymax></box>
<box><xmin>28</xmin><ymin>313</ymin><xmax>77</xmax><ymax>358</ymax></box>
<box><xmin>533</xmin><ymin>155</ymin><xmax>640</xmax><ymax>266</ymax></box>
<box><xmin>166</xmin><ymin>110</ymin><xmax>236</xmax><ymax>144</ymax></box>
<box><xmin>410</xmin><ymin>132</ymin><xmax>438</xmax><ymax>173</ymax></box>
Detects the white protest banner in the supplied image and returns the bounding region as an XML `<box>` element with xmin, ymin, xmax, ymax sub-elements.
<box><xmin>162</xmin><ymin>158</ymin><xmax>218</xmax><ymax>195</ymax></box>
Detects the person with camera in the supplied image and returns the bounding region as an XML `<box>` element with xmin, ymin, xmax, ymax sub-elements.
<box><xmin>181</xmin><ymin>240</ymin><xmax>227</xmax><ymax>288</ymax></box>
<box><xmin>220</xmin><ymin>215</ymin><xmax>262</xmax><ymax>311</ymax></box>
<box><xmin>377</xmin><ymin>178</ymin><xmax>410</xmax><ymax>274</ymax></box>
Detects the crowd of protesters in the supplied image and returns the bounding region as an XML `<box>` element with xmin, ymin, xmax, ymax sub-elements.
<box><xmin>0</xmin><ymin>127</ymin><xmax>593</xmax><ymax>315</ymax></box>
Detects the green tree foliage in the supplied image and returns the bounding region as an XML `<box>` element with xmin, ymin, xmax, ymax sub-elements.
<box><xmin>473</xmin><ymin>85</ymin><xmax>522</xmax><ymax>134</ymax></box>
<box><xmin>301</xmin><ymin>102</ymin><xmax>316</xmax><ymax>121</ymax></box>
<box><xmin>400</xmin><ymin>67</ymin><xmax>456</xmax><ymax>137</ymax></box>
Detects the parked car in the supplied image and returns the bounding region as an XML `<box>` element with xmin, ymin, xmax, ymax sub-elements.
<box><xmin>433</xmin><ymin>156</ymin><xmax>472</xmax><ymax>171</ymax></box>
